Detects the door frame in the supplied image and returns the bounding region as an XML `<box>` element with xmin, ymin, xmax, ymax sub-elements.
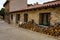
<box><xmin>16</xmin><ymin>14</ymin><xmax>20</xmax><ymax>24</ymax></box>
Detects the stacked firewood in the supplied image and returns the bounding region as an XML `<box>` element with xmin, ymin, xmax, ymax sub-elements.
<box><xmin>43</xmin><ymin>26</ymin><xmax>60</xmax><ymax>37</ymax></box>
<box><xmin>19</xmin><ymin>22</ymin><xmax>60</xmax><ymax>37</ymax></box>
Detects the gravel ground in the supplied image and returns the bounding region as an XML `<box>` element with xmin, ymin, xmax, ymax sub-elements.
<box><xmin>0</xmin><ymin>20</ymin><xmax>59</xmax><ymax>40</ymax></box>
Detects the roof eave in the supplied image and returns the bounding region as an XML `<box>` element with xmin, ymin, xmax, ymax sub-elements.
<box><xmin>10</xmin><ymin>4</ymin><xmax>60</xmax><ymax>13</ymax></box>
<box><xmin>3</xmin><ymin>1</ymin><xmax>9</xmax><ymax>7</ymax></box>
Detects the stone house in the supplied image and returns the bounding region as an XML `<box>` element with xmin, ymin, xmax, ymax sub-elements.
<box><xmin>3</xmin><ymin>0</ymin><xmax>60</xmax><ymax>26</ymax></box>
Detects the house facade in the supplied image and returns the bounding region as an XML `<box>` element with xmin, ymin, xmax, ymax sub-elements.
<box><xmin>4</xmin><ymin>0</ymin><xmax>60</xmax><ymax>26</ymax></box>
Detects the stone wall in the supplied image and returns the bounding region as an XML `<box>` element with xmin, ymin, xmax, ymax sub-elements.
<box><xmin>10</xmin><ymin>7</ymin><xmax>60</xmax><ymax>26</ymax></box>
<box><xmin>50</xmin><ymin>7</ymin><xmax>60</xmax><ymax>26</ymax></box>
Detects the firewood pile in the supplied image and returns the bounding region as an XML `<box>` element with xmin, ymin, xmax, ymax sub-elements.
<box><xmin>41</xmin><ymin>26</ymin><xmax>60</xmax><ymax>37</ymax></box>
<box><xmin>19</xmin><ymin>22</ymin><xmax>60</xmax><ymax>37</ymax></box>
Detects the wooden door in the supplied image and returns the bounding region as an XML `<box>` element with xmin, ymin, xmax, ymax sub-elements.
<box><xmin>16</xmin><ymin>14</ymin><xmax>20</xmax><ymax>24</ymax></box>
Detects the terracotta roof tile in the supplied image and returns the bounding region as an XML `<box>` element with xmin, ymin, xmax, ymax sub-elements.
<box><xmin>10</xmin><ymin>1</ymin><xmax>60</xmax><ymax>13</ymax></box>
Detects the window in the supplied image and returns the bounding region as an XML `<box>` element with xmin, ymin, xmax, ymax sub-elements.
<box><xmin>39</xmin><ymin>13</ymin><xmax>50</xmax><ymax>26</ymax></box>
<box><xmin>24</xmin><ymin>14</ymin><xmax>28</xmax><ymax>22</ymax></box>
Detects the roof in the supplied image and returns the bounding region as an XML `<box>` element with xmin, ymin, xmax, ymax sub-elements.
<box><xmin>10</xmin><ymin>0</ymin><xmax>60</xmax><ymax>13</ymax></box>
<box><xmin>3</xmin><ymin>1</ymin><xmax>9</xmax><ymax>7</ymax></box>
<box><xmin>3</xmin><ymin>0</ymin><xmax>58</xmax><ymax>13</ymax></box>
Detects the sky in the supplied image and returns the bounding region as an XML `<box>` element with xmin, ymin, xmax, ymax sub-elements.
<box><xmin>0</xmin><ymin>0</ymin><xmax>53</xmax><ymax>10</ymax></box>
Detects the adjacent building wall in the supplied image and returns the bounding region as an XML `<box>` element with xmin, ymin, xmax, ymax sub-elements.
<box><xmin>4</xmin><ymin>1</ymin><xmax>9</xmax><ymax>13</ymax></box>
<box><xmin>4</xmin><ymin>1</ymin><xmax>9</xmax><ymax>23</ymax></box>
<box><xmin>9</xmin><ymin>0</ymin><xmax>27</xmax><ymax>12</ymax></box>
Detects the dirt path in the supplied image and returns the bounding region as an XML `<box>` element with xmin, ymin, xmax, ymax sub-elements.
<box><xmin>0</xmin><ymin>20</ymin><xmax>58</xmax><ymax>40</ymax></box>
